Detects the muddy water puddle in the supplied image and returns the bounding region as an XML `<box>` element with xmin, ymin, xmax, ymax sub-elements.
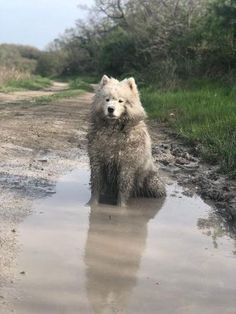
<box><xmin>12</xmin><ymin>167</ymin><xmax>236</xmax><ymax>314</ymax></box>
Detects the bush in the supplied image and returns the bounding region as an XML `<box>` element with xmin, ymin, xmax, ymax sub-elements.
<box><xmin>36</xmin><ymin>51</ymin><xmax>66</xmax><ymax>77</ymax></box>
<box><xmin>0</xmin><ymin>44</ymin><xmax>41</xmax><ymax>73</ymax></box>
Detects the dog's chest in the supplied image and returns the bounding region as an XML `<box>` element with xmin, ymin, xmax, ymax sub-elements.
<box><xmin>95</xmin><ymin>128</ymin><xmax>127</xmax><ymax>159</ymax></box>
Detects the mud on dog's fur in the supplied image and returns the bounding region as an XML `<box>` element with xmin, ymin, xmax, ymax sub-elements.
<box><xmin>87</xmin><ymin>75</ymin><xmax>166</xmax><ymax>206</ymax></box>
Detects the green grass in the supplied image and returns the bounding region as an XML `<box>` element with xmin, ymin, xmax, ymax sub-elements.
<box><xmin>0</xmin><ymin>76</ymin><xmax>52</xmax><ymax>92</ymax></box>
<box><xmin>69</xmin><ymin>78</ymin><xmax>94</xmax><ymax>92</ymax></box>
<box><xmin>141</xmin><ymin>82</ymin><xmax>236</xmax><ymax>177</ymax></box>
<box><xmin>32</xmin><ymin>89</ymin><xmax>83</xmax><ymax>105</ymax></box>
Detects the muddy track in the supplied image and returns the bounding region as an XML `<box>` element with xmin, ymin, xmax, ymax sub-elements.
<box><xmin>0</xmin><ymin>86</ymin><xmax>236</xmax><ymax>313</ymax></box>
<box><xmin>0</xmin><ymin>86</ymin><xmax>92</xmax><ymax>312</ymax></box>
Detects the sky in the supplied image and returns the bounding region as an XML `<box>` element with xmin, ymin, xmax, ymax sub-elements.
<box><xmin>0</xmin><ymin>0</ymin><xmax>94</xmax><ymax>49</ymax></box>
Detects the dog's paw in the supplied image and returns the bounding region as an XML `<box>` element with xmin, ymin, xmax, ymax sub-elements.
<box><xmin>117</xmin><ymin>197</ymin><xmax>128</xmax><ymax>208</ymax></box>
<box><xmin>87</xmin><ymin>196</ymin><xmax>99</xmax><ymax>207</ymax></box>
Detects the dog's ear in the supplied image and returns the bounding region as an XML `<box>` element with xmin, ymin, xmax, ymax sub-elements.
<box><xmin>100</xmin><ymin>75</ymin><xmax>110</xmax><ymax>87</ymax></box>
<box><xmin>127</xmin><ymin>77</ymin><xmax>139</xmax><ymax>95</ymax></box>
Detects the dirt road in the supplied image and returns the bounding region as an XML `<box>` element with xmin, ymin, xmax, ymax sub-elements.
<box><xmin>0</xmin><ymin>82</ymin><xmax>68</xmax><ymax>103</ymax></box>
<box><xmin>0</xmin><ymin>84</ymin><xmax>91</xmax><ymax>312</ymax></box>
<box><xmin>0</xmin><ymin>85</ymin><xmax>236</xmax><ymax>314</ymax></box>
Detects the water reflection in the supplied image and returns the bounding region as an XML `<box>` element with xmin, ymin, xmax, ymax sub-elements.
<box><xmin>197</xmin><ymin>211</ymin><xmax>236</xmax><ymax>252</ymax></box>
<box><xmin>10</xmin><ymin>169</ymin><xmax>236</xmax><ymax>314</ymax></box>
<box><xmin>85</xmin><ymin>197</ymin><xmax>165</xmax><ymax>314</ymax></box>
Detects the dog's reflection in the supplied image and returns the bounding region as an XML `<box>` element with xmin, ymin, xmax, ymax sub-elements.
<box><xmin>84</xmin><ymin>197</ymin><xmax>165</xmax><ymax>314</ymax></box>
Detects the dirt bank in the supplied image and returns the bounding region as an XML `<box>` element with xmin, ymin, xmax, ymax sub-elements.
<box><xmin>0</xmin><ymin>85</ymin><xmax>235</xmax><ymax>312</ymax></box>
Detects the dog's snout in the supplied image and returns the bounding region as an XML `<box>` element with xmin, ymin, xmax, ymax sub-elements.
<box><xmin>108</xmin><ymin>107</ymin><xmax>114</xmax><ymax>114</ymax></box>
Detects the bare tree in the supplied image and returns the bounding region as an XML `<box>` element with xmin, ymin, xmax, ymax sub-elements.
<box><xmin>96</xmin><ymin>0</ymin><xmax>127</xmax><ymax>20</ymax></box>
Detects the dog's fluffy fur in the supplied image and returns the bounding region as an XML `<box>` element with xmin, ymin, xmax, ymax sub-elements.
<box><xmin>87</xmin><ymin>75</ymin><xmax>166</xmax><ymax>206</ymax></box>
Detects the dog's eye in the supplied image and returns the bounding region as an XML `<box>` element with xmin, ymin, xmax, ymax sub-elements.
<box><xmin>118</xmin><ymin>99</ymin><xmax>124</xmax><ymax>103</ymax></box>
<box><xmin>106</xmin><ymin>98</ymin><xmax>110</xmax><ymax>102</ymax></box>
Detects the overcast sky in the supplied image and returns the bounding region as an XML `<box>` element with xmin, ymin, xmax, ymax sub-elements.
<box><xmin>0</xmin><ymin>0</ymin><xmax>94</xmax><ymax>49</ymax></box>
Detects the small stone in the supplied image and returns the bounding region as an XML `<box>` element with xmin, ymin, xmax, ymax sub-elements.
<box><xmin>182</xmin><ymin>190</ymin><xmax>194</xmax><ymax>197</ymax></box>
<box><xmin>175</xmin><ymin>157</ymin><xmax>188</xmax><ymax>165</ymax></box>
<box><xmin>161</xmin><ymin>159</ymin><xmax>170</xmax><ymax>166</ymax></box>
<box><xmin>46</xmin><ymin>189</ymin><xmax>56</xmax><ymax>194</ymax></box>
<box><xmin>38</xmin><ymin>158</ymin><xmax>48</xmax><ymax>163</ymax></box>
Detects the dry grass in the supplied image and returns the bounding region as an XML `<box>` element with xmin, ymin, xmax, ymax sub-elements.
<box><xmin>0</xmin><ymin>66</ymin><xmax>31</xmax><ymax>85</ymax></box>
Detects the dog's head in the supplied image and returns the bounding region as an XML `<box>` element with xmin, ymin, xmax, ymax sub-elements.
<box><xmin>92</xmin><ymin>75</ymin><xmax>146</xmax><ymax>123</ymax></box>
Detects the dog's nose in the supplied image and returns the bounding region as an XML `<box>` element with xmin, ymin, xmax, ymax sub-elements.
<box><xmin>108</xmin><ymin>107</ymin><xmax>114</xmax><ymax>114</ymax></box>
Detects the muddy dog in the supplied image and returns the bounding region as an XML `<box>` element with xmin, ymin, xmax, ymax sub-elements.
<box><xmin>87</xmin><ymin>75</ymin><xmax>165</xmax><ymax>206</ymax></box>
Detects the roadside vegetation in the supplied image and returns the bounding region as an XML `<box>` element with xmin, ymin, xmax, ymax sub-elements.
<box><xmin>0</xmin><ymin>44</ymin><xmax>40</xmax><ymax>73</ymax></box>
<box><xmin>0</xmin><ymin>73</ymin><xmax>51</xmax><ymax>92</ymax></box>
<box><xmin>0</xmin><ymin>45</ymin><xmax>51</xmax><ymax>92</ymax></box>
<box><xmin>142</xmin><ymin>82</ymin><xmax>236</xmax><ymax>177</ymax></box>
<box><xmin>0</xmin><ymin>66</ymin><xmax>31</xmax><ymax>85</ymax></box>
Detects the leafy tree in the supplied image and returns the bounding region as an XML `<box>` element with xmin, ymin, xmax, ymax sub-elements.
<box><xmin>34</xmin><ymin>0</ymin><xmax>236</xmax><ymax>84</ymax></box>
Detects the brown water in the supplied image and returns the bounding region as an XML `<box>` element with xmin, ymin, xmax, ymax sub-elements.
<box><xmin>12</xmin><ymin>167</ymin><xmax>236</xmax><ymax>314</ymax></box>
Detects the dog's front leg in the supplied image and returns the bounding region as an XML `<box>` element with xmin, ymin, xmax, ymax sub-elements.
<box><xmin>89</xmin><ymin>162</ymin><xmax>103</xmax><ymax>205</ymax></box>
<box><xmin>117</xmin><ymin>167</ymin><xmax>135</xmax><ymax>207</ymax></box>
